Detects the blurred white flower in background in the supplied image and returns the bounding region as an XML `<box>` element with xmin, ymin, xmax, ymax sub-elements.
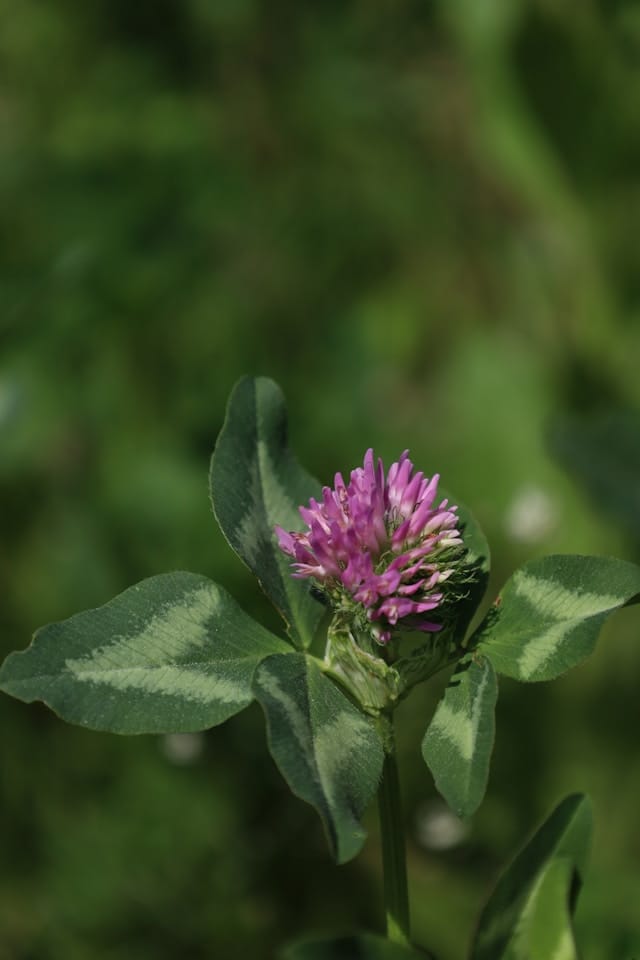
<box><xmin>504</xmin><ymin>485</ymin><xmax>558</xmax><ymax>544</ymax></box>
<box><xmin>415</xmin><ymin>800</ymin><xmax>469</xmax><ymax>852</ymax></box>
<box><xmin>162</xmin><ymin>732</ymin><xmax>205</xmax><ymax>765</ymax></box>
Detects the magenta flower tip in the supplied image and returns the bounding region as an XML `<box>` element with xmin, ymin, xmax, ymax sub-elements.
<box><xmin>275</xmin><ymin>450</ymin><xmax>467</xmax><ymax>645</ymax></box>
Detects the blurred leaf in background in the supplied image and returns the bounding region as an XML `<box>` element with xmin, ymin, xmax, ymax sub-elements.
<box><xmin>549</xmin><ymin>411</ymin><xmax>640</xmax><ymax>548</ymax></box>
<box><xmin>2</xmin><ymin>1</ymin><xmax>640</xmax><ymax>958</ymax></box>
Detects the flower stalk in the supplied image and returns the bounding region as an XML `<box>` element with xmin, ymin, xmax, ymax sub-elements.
<box><xmin>377</xmin><ymin>713</ymin><xmax>411</xmax><ymax>946</ymax></box>
<box><xmin>275</xmin><ymin>447</ymin><xmax>475</xmax><ymax>943</ymax></box>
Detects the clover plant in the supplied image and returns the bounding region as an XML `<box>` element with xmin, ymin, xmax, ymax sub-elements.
<box><xmin>2</xmin><ymin>376</ymin><xmax>639</xmax><ymax>959</ymax></box>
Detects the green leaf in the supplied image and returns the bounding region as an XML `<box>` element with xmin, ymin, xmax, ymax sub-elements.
<box><xmin>422</xmin><ymin>655</ymin><xmax>497</xmax><ymax>818</ymax></box>
<box><xmin>253</xmin><ymin>652</ymin><xmax>384</xmax><ymax>863</ymax></box>
<box><xmin>0</xmin><ymin>572</ymin><xmax>290</xmax><ymax>734</ymax></box>
<box><xmin>521</xmin><ymin>858</ymin><xmax>580</xmax><ymax>960</ymax></box>
<box><xmin>470</xmin><ymin>794</ymin><xmax>592</xmax><ymax>960</ymax></box>
<box><xmin>210</xmin><ymin>376</ymin><xmax>323</xmax><ymax>649</ymax></box>
<box><xmin>281</xmin><ymin>932</ymin><xmax>431</xmax><ymax>959</ymax></box>
<box><xmin>473</xmin><ymin>554</ymin><xmax>640</xmax><ymax>681</ymax></box>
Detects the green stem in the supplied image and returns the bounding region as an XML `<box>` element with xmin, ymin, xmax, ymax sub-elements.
<box><xmin>377</xmin><ymin>715</ymin><xmax>410</xmax><ymax>946</ymax></box>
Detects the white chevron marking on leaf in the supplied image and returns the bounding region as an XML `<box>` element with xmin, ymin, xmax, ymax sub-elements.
<box><xmin>257</xmin><ymin>664</ymin><xmax>316</xmax><ymax>770</ymax></box>
<box><xmin>517</xmin><ymin>621</ymin><xmax>577</xmax><ymax>679</ymax></box>
<box><xmin>257</xmin><ymin>437</ymin><xmax>300</xmax><ymax>528</ymax></box>
<box><xmin>231</xmin><ymin>441</ymin><xmax>299</xmax><ymax>567</ymax></box>
<box><xmin>232</xmin><ymin>455</ymin><xmax>265</xmax><ymax>560</ymax></box>
<box><xmin>66</xmin><ymin>664</ymin><xmax>247</xmax><ymax>704</ymax></box>
<box><xmin>314</xmin><ymin>711</ymin><xmax>374</xmax><ymax>809</ymax></box>
<box><xmin>513</xmin><ymin>572</ymin><xmax>621</xmax><ymax>679</ymax></box>
<box><xmin>513</xmin><ymin>571</ymin><xmax>620</xmax><ymax>619</ymax></box>
<box><xmin>65</xmin><ymin>583</ymin><xmax>222</xmax><ymax>673</ymax></box>
<box><xmin>429</xmin><ymin>666</ymin><xmax>490</xmax><ymax>762</ymax></box>
<box><xmin>257</xmin><ymin>664</ymin><xmax>373</xmax><ymax>804</ymax></box>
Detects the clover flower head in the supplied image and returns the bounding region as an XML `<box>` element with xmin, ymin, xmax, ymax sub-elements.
<box><xmin>275</xmin><ymin>449</ymin><xmax>465</xmax><ymax>645</ymax></box>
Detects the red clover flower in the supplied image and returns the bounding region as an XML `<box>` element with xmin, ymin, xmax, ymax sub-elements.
<box><xmin>275</xmin><ymin>449</ymin><xmax>465</xmax><ymax>647</ymax></box>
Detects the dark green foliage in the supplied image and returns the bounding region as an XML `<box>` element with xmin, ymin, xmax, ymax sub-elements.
<box><xmin>470</xmin><ymin>795</ymin><xmax>592</xmax><ymax>960</ymax></box>
<box><xmin>0</xmin><ymin>571</ymin><xmax>290</xmax><ymax>733</ymax></box>
<box><xmin>2</xmin><ymin>1</ymin><xmax>640</xmax><ymax>958</ymax></box>
<box><xmin>210</xmin><ymin>377</ymin><xmax>323</xmax><ymax>648</ymax></box>
<box><xmin>282</xmin><ymin>932</ymin><xmax>431</xmax><ymax>959</ymax></box>
<box><xmin>475</xmin><ymin>555</ymin><xmax>640</xmax><ymax>681</ymax></box>
<box><xmin>422</xmin><ymin>656</ymin><xmax>498</xmax><ymax>819</ymax></box>
<box><xmin>254</xmin><ymin>652</ymin><xmax>384</xmax><ymax>864</ymax></box>
<box><xmin>549</xmin><ymin>413</ymin><xmax>640</xmax><ymax>545</ymax></box>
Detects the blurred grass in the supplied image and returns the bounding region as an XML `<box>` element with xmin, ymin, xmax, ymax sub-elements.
<box><xmin>1</xmin><ymin>1</ymin><xmax>640</xmax><ymax>958</ymax></box>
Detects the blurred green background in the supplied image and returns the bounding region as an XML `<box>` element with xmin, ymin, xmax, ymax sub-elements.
<box><xmin>1</xmin><ymin>1</ymin><xmax>640</xmax><ymax>958</ymax></box>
